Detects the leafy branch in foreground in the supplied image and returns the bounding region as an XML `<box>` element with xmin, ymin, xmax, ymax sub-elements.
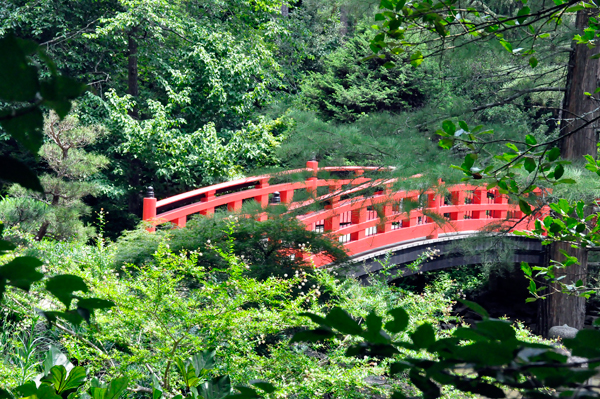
<box><xmin>0</xmin><ymin>344</ymin><xmax>274</xmax><ymax>399</ymax></box>
<box><xmin>516</xmin><ymin>198</ymin><xmax>600</xmax><ymax>301</ymax></box>
<box><xmin>293</xmin><ymin>301</ymin><xmax>600</xmax><ymax>399</ymax></box>
<box><xmin>369</xmin><ymin>0</ymin><xmax>588</xmax><ymax>68</ymax></box>
<box><xmin>0</xmin><ymin>34</ymin><xmax>87</xmax><ymax>192</ymax></box>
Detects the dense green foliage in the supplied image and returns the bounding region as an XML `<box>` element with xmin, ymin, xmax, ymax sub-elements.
<box><xmin>3</xmin><ymin>0</ymin><xmax>600</xmax><ymax>397</ymax></box>
<box><xmin>1</xmin><ymin>224</ymin><xmax>479</xmax><ymax>397</ymax></box>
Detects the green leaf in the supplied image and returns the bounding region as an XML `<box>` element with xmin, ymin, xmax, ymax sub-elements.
<box><xmin>547</xmin><ymin>147</ymin><xmax>560</xmax><ymax>162</ymax></box>
<box><xmin>15</xmin><ymin>382</ymin><xmax>37</xmax><ymax>398</ymax></box>
<box><xmin>390</xmin><ymin>361</ymin><xmax>412</xmax><ymax>375</ymax></box>
<box><xmin>61</xmin><ymin>366</ymin><xmax>87</xmax><ymax>393</ymax></box>
<box><xmin>410</xmin><ymin>51</ymin><xmax>424</xmax><ymax>67</ymax></box>
<box><xmin>32</xmin><ymin>384</ymin><xmax>61</xmax><ymax>399</ymax></box>
<box><xmin>104</xmin><ymin>377</ymin><xmax>128</xmax><ymax>399</ymax></box>
<box><xmin>498</xmin><ymin>38</ymin><xmax>513</xmax><ymax>53</ymax></box>
<box><xmin>525</xmin><ymin>134</ymin><xmax>537</xmax><ymax>145</ymax></box>
<box><xmin>554</xmin><ymin>164</ymin><xmax>565</xmax><ymax>179</ymax></box>
<box><xmin>476</xmin><ymin>320</ymin><xmax>516</xmax><ymax>341</ymax></box>
<box><xmin>90</xmin><ymin>387</ymin><xmax>107</xmax><ymax>399</ymax></box>
<box><xmin>42</xmin><ymin>365</ymin><xmax>68</xmax><ymax>391</ymax></box>
<box><xmin>77</xmin><ymin>298</ymin><xmax>114</xmax><ymax>311</ymax></box>
<box><xmin>557</xmin><ymin>178</ymin><xmax>576</xmax><ymax>184</ymax></box>
<box><xmin>0</xmin><ymin>238</ymin><xmax>16</xmax><ymax>255</ymax></box>
<box><xmin>0</xmin><ymin>35</ymin><xmax>40</xmax><ymax>102</ymax></box>
<box><xmin>200</xmin><ymin>376</ymin><xmax>231</xmax><ymax>399</ymax></box>
<box><xmin>46</xmin><ymin>275</ymin><xmax>89</xmax><ymax>309</ymax></box>
<box><xmin>458</xmin><ymin>299</ymin><xmax>489</xmax><ymax>319</ymax></box>
<box><xmin>385</xmin><ymin>307</ymin><xmax>409</xmax><ymax>333</ymax></box>
<box><xmin>521</xmin><ymin>262</ymin><xmax>532</xmax><ymax>276</ymax></box>
<box><xmin>516</xmin><ymin>6</ymin><xmax>530</xmax><ymax>23</ymax></box>
<box><xmin>43</xmin><ymin>345</ymin><xmax>71</xmax><ymax>375</ymax></box>
<box><xmin>0</xmin><ymin>156</ymin><xmax>44</xmax><ymax>192</ymax></box>
<box><xmin>524</xmin><ymin>157</ymin><xmax>536</xmax><ymax>173</ymax></box>
<box><xmin>442</xmin><ymin>120</ymin><xmax>456</xmax><ymax>135</ymax></box>
<box><xmin>289</xmin><ymin>328</ymin><xmax>335</xmax><ymax>343</ymax></box>
<box><xmin>519</xmin><ymin>199</ymin><xmax>532</xmax><ymax>215</ymax></box>
<box><xmin>40</xmin><ymin>75</ymin><xmax>86</xmax><ymax>119</ymax></box>
<box><xmin>410</xmin><ymin>323</ymin><xmax>436</xmax><ymax>349</ymax></box>
<box><xmin>249</xmin><ymin>380</ymin><xmax>276</xmax><ymax>393</ymax></box>
<box><xmin>325</xmin><ymin>307</ymin><xmax>363</xmax><ymax>335</ymax></box>
<box><xmin>529</xmin><ymin>56</ymin><xmax>538</xmax><ymax>68</ymax></box>
<box><xmin>191</xmin><ymin>349</ymin><xmax>216</xmax><ymax>375</ymax></box>
<box><xmin>409</xmin><ymin>369</ymin><xmax>440</xmax><ymax>398</ymax></box>
<box><xmin>0</xmin><ymin>107</ymin><xmax>44</xmax><ymax>154</ymax></box>
<box><xmin>461</xmin><ymin>153</ymin><xmax>476</xmax><ymax>172</ymax></box>
<box><xmin>365</xmin><ymin>310</ymin><xmax>383</xmax><ymax>336</ymax></box>
<box><xmin>505</xmin><ymin>142</ymin><xmax>519</xmax><ymax>152</ymax></box>
<box><xmin>457</xmin><ymin>381</ymin><xmax>506</xmax><ymax>398</ymax></box>
<box><xmin>438</xmin><ymin>138</ymin><xmax>454</xmax><ymax>149</ymax></box>
<box><xmin>0</xmin><ymin>256</ymin><xmax>44</xmax><ymax>292</ymax></box>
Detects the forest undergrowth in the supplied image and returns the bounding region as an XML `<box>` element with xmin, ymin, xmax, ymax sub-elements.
<box><xmin>0</xmin><ymin>219</ymin><xmax>550</xmax><ymax>398</ymax></box>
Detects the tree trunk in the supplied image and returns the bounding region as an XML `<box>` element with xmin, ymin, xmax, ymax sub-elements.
<box><xmin>127</xmin><ymin>27</ymin><xmax>142</xmax><ymax>215</ymax></box>
<box><xmin>281</xmin><ymin>2</ymin><xmax>288</xmax><ymax>17</ymax></box>
<box><xmin>539</xmin><ymin>9</ymin><xmax>600</xmax><ymax>336</ymax></box>
<box><xmin>340</xmin><ymin>5</ymin><xmax>349</xmax><ymax>39</ymax></box>
<box><xmin>127</xmin><ymin>27</ymin><xmax>139</xmax><ymax>118</ymax></box>
<box><xmin>35</xmin><ymin>194</ymin><xmax>60</xmax><ymax>241</ymax></box>
<box><xmin>559</xmin><ymin>9</ymin><xmax>600</xmax><ymax>160</ymax></box>
<box><xmin>538</xmin><ymin>242</ymin><xmax>588</xmax><ymax>335</ymax></box>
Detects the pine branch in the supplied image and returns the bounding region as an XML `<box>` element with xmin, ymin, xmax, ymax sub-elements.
<box><xmin>472</xmin><ymin>87</ymin><xmax>565</xmax><ymax>112</ymax></box>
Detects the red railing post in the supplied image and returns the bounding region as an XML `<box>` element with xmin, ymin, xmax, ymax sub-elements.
<box><xmin>377</xmin><ymin>203</ymin><xmax>393</xmax><ymax>234</ymax></box>
<box><xmin>143</xmin><ymin>186</ymin><xmax>157</xmax><ymax>233</ymax></box>
<box><xmin>200</xmin><ymin>190</ymin><xmax>216</xmax><ymax>216</ymax></box>
<box><xmin>427</xmin><ymin>193</ymin><xmax>440</xmax><ymax>239</ymax></box>
<box><xmin>494</xmin><ymin>190</ymin><xmax>509</xmax><ymax>219</ymax></box>
<box><xmin>228</xmin><ymin>200</ymin><xmax>242</xmax><ymax>212</ymax></box>
<box><xmin>254</xmin><ymin>177</ymin><xmax>270</xmax><ymax>208</ymax></box>
<box><xmin>306</xmin><ymin>159</ymin><xmax>318</xmax><ymax>196</ymax></box>
<box><xmin>472</xmin><ymin>188</ymin><xmax>485</xmax><ymax>219</ymax></box>
<box><xmin>350</xmin><ymin>207</ymin><xmax>367</xmax><ymax>241</ymax></box>
<box><xmin>280</xmin><ymin>190</ymin><xmax>294</xmax><ymax>204</ymax></box>
<box><xmin>324</xmin><ymin>184</ymin><xmax>341</xmax><ymax>233</ymax></box>
<box><xmin>451</xmin><ymin>189</ymin><xmax>466</xmax><ymax>220</ymax></box>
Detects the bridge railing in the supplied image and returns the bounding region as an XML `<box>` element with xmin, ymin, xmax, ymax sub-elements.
<box><xmin>142</xmin><ymin>160</ymin><xmax>546</xmax><ymax>265</ymax></box>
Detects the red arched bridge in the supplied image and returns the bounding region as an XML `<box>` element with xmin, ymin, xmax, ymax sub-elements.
<box><xmin>142</xmin><ymin>160</ymin><xmax>547</xmax><ymax>271</ymax></box>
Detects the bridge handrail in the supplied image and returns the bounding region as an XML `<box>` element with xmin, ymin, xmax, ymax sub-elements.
<box><xmin>142</xmin><ymin>160</ymin><xmax>547</xmax><ymax>266</ymax></box>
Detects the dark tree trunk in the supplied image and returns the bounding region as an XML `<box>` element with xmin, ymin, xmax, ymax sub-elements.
<box><xmin>126</xmin><ymin>27</ymin><xmax>142</xmax><ymax>215</ymax></box>
<box><xmin>281</xmin><ymin>2</ymin><xmax>288</xmax><ymax>17</ymax></box>
<box><xmin>35</xmin><ymin>222</ymin><xmax>50</xmax><ymax>241</ymax></box>
<box><xmin>127</xmin><ymin>27</ymin><xmax>139</xmax><ymax>119</ymax></box>
<box><xmin>340</xmin><ymin>6</ymin><xmax>349</xmax><ymax>39</ymax></box>
<box><xmin>539</xmin><ymin>10</ymin><xmax>600</xmax><ymax>336</ymax></box>
<box><xmin>559</xmin><ymin>9</ymin><xmax>600</xmax><ymax>160</ymax></box>
<box><xmin>538</xmin><ymin>242</ymin><xmax>588</xmax><ymax>335</ymax></box>
<box><xmin>35</xmin><ymin>194</ymin><xmax>60</xmax><ymax>241</ymax></box>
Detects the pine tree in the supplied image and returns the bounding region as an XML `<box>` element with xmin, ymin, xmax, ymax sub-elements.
<box><xmin>6</xmin><ymin>111</ymin><xmax>108</xmax><ymax>241</ymax></box>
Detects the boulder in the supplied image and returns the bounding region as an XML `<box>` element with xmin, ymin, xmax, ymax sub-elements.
<box><xmin>548</xmin><ymin>324</ymin><xmax>578</xmax><ymax>339</ymax></box>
